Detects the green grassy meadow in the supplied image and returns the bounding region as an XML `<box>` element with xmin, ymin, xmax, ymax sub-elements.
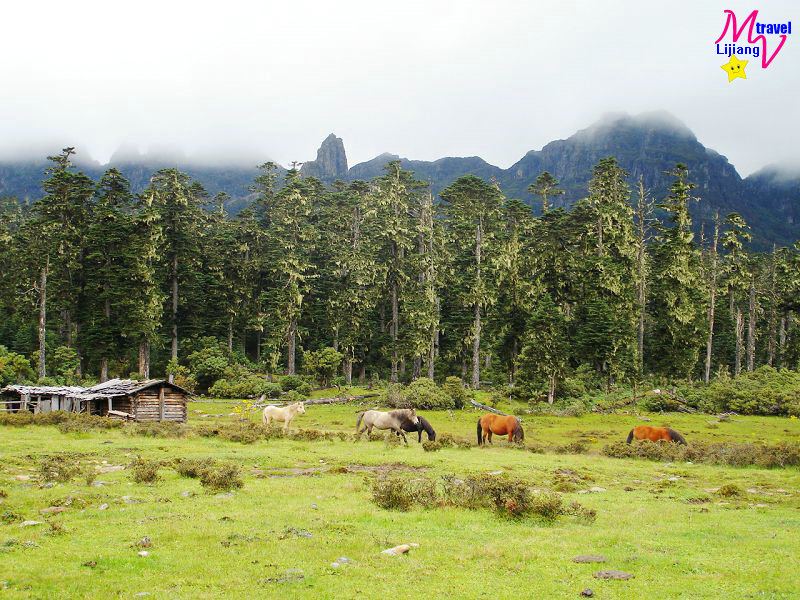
<box><xmin>1</xmin><ymin>394</ymin><xmax>799</xmax><ymax>599</ymax></box>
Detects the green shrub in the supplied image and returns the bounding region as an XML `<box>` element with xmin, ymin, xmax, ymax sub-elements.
<box><xmin>199</xmin><ymin>463</ymin><xmax>243</xmax><ymax>492</ymax></box>
<box><xmin>217</xmin><ymin>422</ymin><xmax>263</xmax><ymax>444</ymax></box>
<box><xmin>130</xmin><ymin>458</ymin><xmax>160</xmax><ymax>484</ymax></box>
<box><xmin>717</xmin><ymin>483</ymin><xmax>742</xmax><ymax>497</ymax></box>
<box><xmin>129</xmin><ymin>421</ymin><xmax>188</xmax><ymax>438</ymax></box>
<box><xmin>442</xmin><ymin>376</ymin><xmax>470</xmax><ymax>409</ymax></box>
<box><xmin>174</xmin><ymin>458</ymin><xmax>217</xmax><ymax>478</ymax></box>
<box><xmin>370</xmin><ymin>476</ymin><xmax>436</xmax><ymax>511</ymax></box>
<box><xmin>602</xmin><ymin>439</ymin><xmax>800</xmax><ymax>468</ymax></box>
<box><xmin>422</xmin><ymin>440</ymin><xmax>442</xmax><ymax>452</ymax></box>
<box><xmin>383</xmin><ymin>383</ymin><xmax>407</xmax><ymax>408</ymax></box>
<box><xmin>303</xmin><ymin>347</ymin><xmax>343</xmax><ymax>388</ymax></box>
<box><xmin>402</xmin><ymin>378</ymin><xmax>454</xmax><ymax>410</ymax></box>
<box><xmin>39</xmin><ymin>455</ymin><xmax>83</xmax><ymax>483</ymax></box>
<box><xmin>682</xmin><ymin>366</ymin><xmax>800</xmax><ymax>416</ymax></box>
<box><xmin>208</xmin><ymin>375</ymin><xmax>280</xmax><ymax>399</ymax></box>
<box><xmin>0</xmin><ymin>345</ymin><xmax>34</xmax><ymax>386</ymax></box>
<box><xmin>186</xmin><ymin>339</ymin><xmax>231</xmax><ymax>391</ymax></box>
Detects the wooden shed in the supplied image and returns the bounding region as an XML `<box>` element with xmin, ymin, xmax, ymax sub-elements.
<box><xmin>0</xmin><ymin>385</ymin><xmax>88</xmax><ymax>414</ymax></box>
<box><xmin>1</xmin><ymin>378</ymin><xmax>191</xmax><ymax>423</ymax></box>
<box><xmin>78</xmin><ymin>379</ymin><xmax>191</xmax><ymax>423</ymax></box>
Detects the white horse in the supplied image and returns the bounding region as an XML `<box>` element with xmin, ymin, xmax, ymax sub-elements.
<box><xmin>356</xmin><ymin>409</ymin><xmax>418</xmax><ymax>444</ymax></box>
<box><xmin>262</xmin><ymin>401</ymin><xmax>306</xmax><ymax>431</ymax></box>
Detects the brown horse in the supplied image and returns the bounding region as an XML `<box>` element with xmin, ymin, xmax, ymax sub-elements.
<box><xmin>477</xmin><ymin>414</ymin><xmax>524</xmax><ymax>445</ymax></box>
<box><xmin>626</xmin><ymin>425</ymin><xmax>687</xmax><ymax>445</ymax></box>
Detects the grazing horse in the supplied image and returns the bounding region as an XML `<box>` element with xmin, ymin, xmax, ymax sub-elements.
<box><xmin>356</xmin><ymin>409</ymin><xmax>418</xmax><ymax>444</ymax></box>
<box><xmin>626</xmin><ymin>425</ymin><xmax>687</xmax><ymax>445</ymax></box>
<box><xmin>477</xmin><ymin>414</ymin><xmax>524</xmax><ymax>445</ymax></box>
<box><xmin>262</xmin><ymin>401</ymin><xmax>306</xmax><ymax>431</ymax></box>
<box><xmin>396</xmin><ymin>414</ymin><xmax>436</xmax><ymax>443</ymax></box>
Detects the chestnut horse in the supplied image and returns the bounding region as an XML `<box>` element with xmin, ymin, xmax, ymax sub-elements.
<box><xmin>477</xmin><ymin>414</ymin><xmax>524</xmax><ymax>445</ymax></box>
<box><xmin>626</xmin><ymin>425</ymin><xmax>687</xmax><ymax>445</ymax></box>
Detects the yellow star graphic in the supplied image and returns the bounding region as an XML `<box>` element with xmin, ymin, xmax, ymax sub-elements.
<box><xmin>721</xmin><ymin>55</ymin><xmax>748</xmax><ymax>82</ymax></box>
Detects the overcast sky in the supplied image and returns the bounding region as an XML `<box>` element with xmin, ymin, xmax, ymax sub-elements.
<box><xmin>1</xmin><ymin>0</ymin><xmax>797</xmax><ymax>176</ymax></box>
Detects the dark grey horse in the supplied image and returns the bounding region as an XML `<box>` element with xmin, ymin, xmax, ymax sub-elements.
<box><xmin>397</xmin><ymin>414</ymin><xmax>436</xmax><ymax>443</ymax></box>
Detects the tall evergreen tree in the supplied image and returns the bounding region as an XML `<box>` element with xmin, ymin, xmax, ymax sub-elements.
<box><xmin>647</xmin><ymin>164</ymin><xmax>706</xmax><ymax>379</ymax></box>
<box><xmin>441</xmin><ymin>175</ymin><xmax>503</xmax><ymax>389</ymax></box>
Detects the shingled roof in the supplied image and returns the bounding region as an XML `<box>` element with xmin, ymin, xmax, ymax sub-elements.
<box><xmin>73</xmin><ymin>378</ymin><xmax>193</xmax><ymax>400</ymax></box>
<box><xmin>1</xmin><ymin>384</ymin><xmax>86</xmax><ymax>397</ymax></box>
<box><xmin>2</xmin><ymin>379</ymin><xmax>193</xmax><ymax>401</ymax></box>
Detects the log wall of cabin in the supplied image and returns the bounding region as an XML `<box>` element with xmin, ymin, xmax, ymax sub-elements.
<box><xmin>133</xmin><ymin>386</ymin><xmax>187</xmax><ymax>423</ymax></box>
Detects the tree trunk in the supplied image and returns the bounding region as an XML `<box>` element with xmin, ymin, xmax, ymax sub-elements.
<box><xmin>778</xmin><ymin>314</ymin><xmax>787</xmax><ymax>368</ymax></box>
<box><xmin>171</xmin><ymin>254</ymin><xmax>178</xmax><ymax>361</ymax></box>
<box><xmin>547</xmin><ymin>374</ymin><xmax>556</xmax><ymax>404</ymax></box>
<box><xmin>343</xmin><ymin>355</ymin><xmax>353</xmax><ymax>386</ymax></box>
<box><xmin>255</xmin><ymin>330</ymin><xmax>261</xmax><ymax>362</ymax></box>
<box><xmin>37</xmin><ymin>261</ymin><xmax>48</xmax><ymax>380</ymax></box>
<box><xmin>138</xmin><ymin>339</ymin><xmax>150</xmax><ymax>379</ymax></box>
<box><xmin>100</xmin><ymin>296</ymin><xmax>111</xmax><ymax>383</ymax></box>
<box><xmin>390</xmin><ymin>281</ymin><xmax>399</xmax><ymax>383</ymax></box>
<box><xmin>426</xmin><ymin>334</ymin><xmax>435</xmax><ymax>380</ymax></box>
<box><xmin>747</xmin><ymin>279</ymin><xmax>756</xmax><ymax>372</ymax></box>
<box><xmin>227</xmin><ymin>314</ymin><xmax>234</xmax><ymax>353</ymax></box>
<box><xmin>704</xmin><ymin>216</ymin><xmax>719</xmax><ymax>383</ymax></box>
<box><xmin>412</xmin><ymin>357</ymin><xmax>421</xmax><ymax>380</ymax></box>
<box><xmin>472</xmin><ymin>221</ymin><xmax>482</xmax><ymax>390</ymax></box>
<box><xmin>100</xmin><ymin>358</ymin><xmax>109</xmax><ymax>383</ymax></box>
<box><xmin>358</xmin><ymin>363</ymin><xmax>366</xmax><ymax>384</ymax></box>
<box><xmin>735</xmin><ymin>306</ymin><xmax>744</xmax><ymax>376</ymax></box>
<box><xmin>287</xmin><ymin>317</ymin><xmax>297</xmax><ymax>375</ymax></box>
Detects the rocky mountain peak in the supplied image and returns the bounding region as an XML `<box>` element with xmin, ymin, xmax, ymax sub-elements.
<box><xmin>301</xmin><ymin>133</ymin><xmax>348</xmax><ymax>180</ymax></box>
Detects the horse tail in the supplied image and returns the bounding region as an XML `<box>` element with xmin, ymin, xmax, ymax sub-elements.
<box><xmin>356</xmin><ymin>411</ymin><xmax>365</xmax><ymax>432</ymax></box>
<box><xmin>626</xmin><ymin>429</ymin><xmax>635</xmax><ymax>444</ymax></box>
<box><xmin>667</xmin><ymin>428</ymin><xmax>687</xmax><ymax>445</ymax></box>
<box><xmin>476</xmin><ymin>418</ymin><xmax>483</xmax><ymax>445</ymax></box>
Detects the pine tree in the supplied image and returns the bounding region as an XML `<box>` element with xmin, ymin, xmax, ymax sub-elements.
<box><xmin>82</xmin><ymin>168</ymin><xmax>137</xmax><ymax>380</ymax></box>
<box><xmin>528</xmin><ymin>171</ymin><xmax>565</xmax><ymax>213</ymax></box>
<box><xmin>263</xmin><ymin>167</ymin><xmax>317</xmax><ymax>375</ymax></box>
<box><xmin>441</xmin><ymin>175</ymin><xmax>504</xmax><ymax>389</ymax></box>
<box><xmin>648</xmin><ymin>164</ymin><xmax>706</xmax><ymax>379</ymax></box>
<box><xmin>721</xmin><ymin>213</ymin><xmax>752</xmax><ymax>375</ymax></box>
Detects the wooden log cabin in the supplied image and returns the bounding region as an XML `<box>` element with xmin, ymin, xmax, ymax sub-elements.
<box><xmin>1</xmin><ymin>379</ymin><xmax>191</xmax><ymax>423</ymax></box>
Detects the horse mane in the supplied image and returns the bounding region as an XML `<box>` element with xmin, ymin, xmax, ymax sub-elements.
<box><xmin>512</xmin><ymin>417</ymin><xmax>524</xmax><ymax>441</ymax></box>
<box><xmin>418</xmin><ymin>416</ymin><xmax>435</xmax><ymax>438</ymax></box>
<box><xmin>667</xmin><ymin>428</ymin><xmax>687</xmax><ymax>445</ymax></box>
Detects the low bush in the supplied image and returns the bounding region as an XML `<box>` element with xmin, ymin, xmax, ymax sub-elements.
<box><xmin>208</xmin><ymin>376</ymin><xmax>281</xmax><ymax>399</ymax></box>
<box><xmin>436</xmin><ymin>432</ymin><xmax>472</xmax><ymax>449</ymax></box>
<box><xmin>174</xmin><ymin>458</ymin><xmax>217</xmax><ymax>478</ymax></box>
<box><xmin>422</xmin><ymin>440</ymin><xmax>442</xmax><ymax>452</ymax></box>
<box><xmin>279</xmin><ymin>375</ymin><xmax>313</xmax><ymax>397</ymax></box>
<box><xmin>129</xmin><ymin>421</ymin><xmax>188</xmax><ymax>438</ymax></box>
<box><xmin>130</xmin><ymin>458</ymin><xmax>160</xmax><ymax>484</ymax></box>
<box><xmin>199</xmin><ymin>462</ymin><xmax>244</xmax><ymax>492</ymax></box>
<box><xmin>372</xmin><ymin>473</ymin><xmax>593</xmax><ymax>523</ymax></box>
<box><xmin>681</xmin><ymin>366</ymin><xmax>800</xmax><ymax>416</ymax></box>
<box><xmin>217</xmin><ymin>422</ymin><xmax>263</xmax><ymax>444</ymax></box>
<box><xmin>371</xmin><ymin>475</ymin><xmax>436</xmax><ymax>511</ymax></box>
<box><xmin>602</xmin><ymin>439</ymin><xmax>800</xmax><ymax>468</ymax></box>
<box><xmin>57</xmin><ymin>415</ymin><xmax>124</xmax><ymax>433</ymax></box>
<box><xmin>39</xmin><ymin>455</ymin><xmax>83</xmax><ymax>483</ymax></box>
<box><xmin>442</xmin><ymin>376</ymin><xmax>471</xmax><ymax>409</ymax></box>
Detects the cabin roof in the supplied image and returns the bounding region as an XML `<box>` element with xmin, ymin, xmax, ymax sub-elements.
<box><xmin>76</xmin><ymin>378</ymin><xmax>193</xmax><ymax>399</ymax></box>
<box><xmin>2</xmin><ymin>379</ymin><xmax>192</xmax><ymax>401</ymax></box>
<box><xmin>0</xmin><ymin>384</ymin><xmax>86</xmax><ymax>397</ymax></box>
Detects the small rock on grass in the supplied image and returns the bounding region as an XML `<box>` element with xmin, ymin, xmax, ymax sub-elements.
<box><xmin>137</xmin><ymin>551</ymin><xmax>149</xmax><ymax>558</ymax></box>
<box><xmin>20</xmin><ymin>521</ymin><xmax>42</xmax><ymax>527</ymax></box>
<box><xmin>82</xmin><ymin>561</ymin><xmax>97</xmax><ymax>568</ymax></box>
<box><xmin>581</xmin><ymin>590</ymin><xmax>594</xmax><ymax>597</ymax></box>
<box><xmin>40</xmin><ymin>506</ymin><xmax>65</xmax><ymax>515</ymax></box>
<box><xmin>573</xmin><ymin>555</ymin><xmax>607</xmax><ymax>564</ymax></box>
<box><xmin>381</xmin><ymin>543</ymin><xmax>419</xmax><ymax>556</ymax></box>
<box><xmin>98</xmin><ymin>503</ymin><xmax>109</xmax><ymax>511</ymax></box>
<box><xmin>594</xmin><ymin>570</ymin><xmax>634</xmax><ymax>580</ymax></box>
